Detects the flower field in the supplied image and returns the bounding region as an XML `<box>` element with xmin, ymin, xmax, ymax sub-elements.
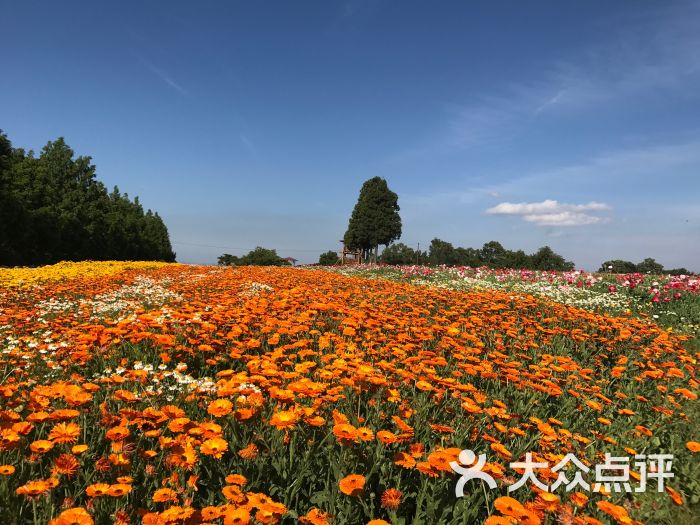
<box><xmin>331</xmin><ymin>265</ymin><xmax>700</xmax><ymax>336</ymax></box>
<box><xmin>0</xmin><ymin>263</ymin><xmax>698</xmax><ymax>525</ymax></box>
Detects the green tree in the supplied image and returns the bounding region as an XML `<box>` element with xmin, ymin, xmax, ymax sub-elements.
<box><xmin>428</xmin><ymin>238</ymin><xmax>457</xmax><ymax>265</ymax></box>
<box><xmin>344</xmin><ymin>177</ymin><xmax>401</xmax><ymax>263</ymax></box>
<box><xmin>0</xmin><ymin>132</ymin><xmax>175</xmax><ymax>265</ymax></box>
<box><xmin>598</xmin><ymin>260</ymin><xmax>637</xmax><ymax>273</ymax></box>
<box><xmin>0</xmin><ymin>131</ymin><xmax>25</xmax><ymax>264</ymax></box>
<box><xmin>503</xmin><ymin>249</ymin><xmax>531</xmax><ymax>269</ymax></box>
<box><xmin>530</xmin><ymin>246</ymin><xmax>575</xmax><ymax>271</ymax></box>
<box><xmin>479</xmin><ymin>241</ymin><xmax>508</xmax><ymax>268</ymax></box>
<box><xmin>453</xmin><ymin>247</ymin><xmax>481</xmax><ymax>267</ymax></box>
<box><xmin>636</xmin><ymin>258</ymin><xmax>664</xmax><ymax>274</ymax></box>
<box><xmin>318</xmin><ymin>250</ymin><xmax>339</xmax><ymax>266</ymax></box>
<box><xmin>380</xmin><ymin>243</ymin><xmax>423</xmax><ymax>265</ymax></box>
<box><xmin>667</xmin><ymin>267</ymin><xmax>691</xmax><ymax>276</ymax></box>
<box><xmin>218</xmin><ymin>253</ymin><xmax>240</xmax><ymax>266</ymax></box>
<box><xmin>233</xmin><ymin>247</ymin><xmax>290</xmax><ymax>266</ymax></box>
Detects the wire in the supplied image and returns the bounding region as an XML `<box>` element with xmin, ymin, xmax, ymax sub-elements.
<box><xmin>171</xmin><ymin>240</ymin><xmax>333</xmax><ymax>252</ymax></box>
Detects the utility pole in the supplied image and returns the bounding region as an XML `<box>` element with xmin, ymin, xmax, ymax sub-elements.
<box><xmin>417</xmin><ymin>242</ymin><xmax>420</xmax><ymax>265</ymax></box>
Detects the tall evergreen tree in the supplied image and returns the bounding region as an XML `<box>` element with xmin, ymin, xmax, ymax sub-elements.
<box><xmin>0</xmin><ymin>131</ymin><xmax>175</xmax><ymax>265</ymax></box>
<box><xmin>344</xmin><ymin>177</ymin><xmax>401</xmax><ymax>262</ymax></box>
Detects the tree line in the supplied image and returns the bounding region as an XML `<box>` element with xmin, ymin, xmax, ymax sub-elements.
<box><xmin>218</xmin><ymin>247</ymin><xmax>291</xmax><ymax>266</ymax></box>
<box><xmin>0</xmin><ymin>130</ymin><xmax>175</xmax><ymax>266</ymax></box>
<box><xmin>319</xmin><ymin>239</ymin><xmax>574</xmax><ymax>271</ymax></box>
<box><xmin>334</xmin><ymin>177</ymin><xmax>575</xmax><ymax>270</ymax></box>
<box><xmin>598</xmin><ymin>258</ymin><xmax>691</xmax><ymax>276</ymax></box>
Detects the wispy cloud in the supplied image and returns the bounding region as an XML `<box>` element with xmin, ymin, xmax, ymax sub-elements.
<box><xmin>437</xmin><ymin>3</ymin><xmax>700</xmax><ymax>149</ymax></box>
<box><xmin>134</xmin><ymin>53</ymin><xmax>190</xmax><ymax>97</ymax></box>
<box><xmin>145</xmin><ymin>62</ymin><xmax>189</xmax><ymax>97</ymax></box>
<box><xmin>486</xmin><ymin>200</ymin><xmax>610</xmax><ymax>226</ymax></box>
<box><xmin>239</xmin><ymin>134</ymin><xmax>259</xmax><ymax>158</ymax></box>
<box><xmin>484</xmin><ymin>136</ymin><xmax>700</xmax><ymax>198</ymax></box>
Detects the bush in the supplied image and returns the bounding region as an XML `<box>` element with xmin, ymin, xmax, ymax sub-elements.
<box><xmin>318</xmin><ymin>250</ymin><xmax>339</xmax><ymax>266</ymax></box>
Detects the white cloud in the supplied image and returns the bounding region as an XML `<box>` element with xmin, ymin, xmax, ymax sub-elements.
<box><xmin>486</xmin><ymin>199</ymin><xmax>610</xmax><ymax>226</ymax></box>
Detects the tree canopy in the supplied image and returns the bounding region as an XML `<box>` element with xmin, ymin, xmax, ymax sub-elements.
<box><xmin>598</xmin><ymin>258</ymin><xmax>690</xmax><ymax>275</ymax></box>
<box><xmin>218</xmin><ymin>247</ymin><xmax>291</xmax><ymax>266</ymax></box>
<box><xmin>344</xmin><ymin>177</ymin><xmax>401</xmax><ymax>262</ymax></box>
<box><xmin>318</xmin><ymin>250</ymin><xmax>340</xmax><ymax>266</ymax></box>
<box><xmin>0</xmin><ymin>130</ymin><xmax>175</xmax><ymax>266</ymax></box>
<box><xmin>419</xmin><ymin>238</ymin><xmax>575</xmax><ymax>271</ymax></box>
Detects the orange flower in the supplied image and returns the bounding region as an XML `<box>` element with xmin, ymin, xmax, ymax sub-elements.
<box><xmin>666</xmin><ymin>486</ymin><xmax>684</xmax><ymax>506</ymax></box>
<box><xmin>333</xmin><ymin>423</ymin><xmax>358</xmax><ymax>442</ymax></box>
<box><xmin>687</xmin><ymin>441</ymin><xmax>700</xmax><ymax>453</ymax></box>
<box><xmin>415</xmin><ymin>380</ymin><xmax>433</xmax><ymax>391</ymax></box>
<box><xmin>48</xmin><ymin>506</ymin><xmax>94</xmax><ymax>525</ymax></box>
<box><xmin>569</xmin><ymin>492</ymin><xmax>588</xmax><ymax>507</ymax></box>
<box><xmin>52</xmin><ymin>454</ymin><xmax>80</xmax><ymax>477</ymax></box>
<box><xmin>380</xmin><ymin>488</ymin><xmax>402</xmax><ymax>510</ymax></box>
<box><xmin>415</xmin><ymin>461</ymin><xmax>439</xmax><ymax>478</ymax></box>
<box><xmin>107</xmin><ymin>484</ymin><xmax>132</xmax><ymax>497</ymax></box>
<box><xmin>207</xmin><ymin>399</ymin><xmax>233</xmax><ymax>417</ymax></box>
<box><xmin>300</xmin><ymin>508</ymin><xmax>332</xmax><ymax>525</ymax></box>
<box><xmin>105</xmin><ymin>426</ymin><xmax>130</xmax><ymax>441</ymax></box>
<box><xmin>222</xmin><ymin>485</ymin><xmax>244</xmax><ymax>503</ymax></box>
<box><xmin>596</xmin><ymin>501</ymin><xmax>629</xmax><ymax>523</ymax></box>
<box><xmin>48</xmin><ymin>422</ymin><xmax>81</xmax><ymax>444</ymax></box>
<box><xmin>393</xmin><ymin>451</ymin><xmax>416</xmax><ymax>469</ymax></box>
<box><xmin>269</xmin><ymin>410</ymin><xmax>299</xmax><ymax>429</ymax></box>
<box><xmin>30</xmin><ymin>439</ymin><xmax>55</xmax><ymax>453</ymax></box>
<box><xmin>72</xmin><ymin>444</ymin><xmax>89</xmax><ymax>455</ymax></box>
<box><xmin>238</xmin><ymin>443</ymin><xmax>259</xmax><ymax>460</ymax></box>
<box><xmin>494</xmin><ymin>496</ymin><xmax>526</xmax><ymax>519</ymax></box>
<box><xmin>490</xmin><ymin>442</ymin><xmax>513</xmax><ymax>460</ymax></box>
<box><xmin>376</xmin><ymin>430</ymin><xmax>398</xmax><ymax>444</ymax></box>
<box><xmin>86</xmin><ymin>483</ymin><xmax>111</xmax><ymax>497</ymax></box>
<box><xmin>222</xmin><ymin>507</ymin><xmax>250</xmax><ymax>525</ymax></box>
<box><xmin>356</xmin><ymin>427</ymin><xmax>374</xmax><ymax>441</ymax></box>
<box><xmin>339</xmin><ymin>474</ymin><xmax>365</xmax><ymax>496</ymax></box>
<box><xmin>427</xmin><ymin>451</ymin><xmax>454</xmax><ymax>472</ymax></box>
<box><xmin>201</xmin><ymin>438</ymin><xmax>229</xmax><ymax>458</ymax></box>
<box><xmin>225</xmin><ymin>474</ymin><xmax>248</xmax><ymax>485</ymax></box>
<box><xmin>201</xmin><ymin>507</ymin><xmax>222</xmax><ymax>521</ymax></box>
<box><xmin>0</xmin><ymin>428</ymin><xmax>21</xmax><ymax>451</ymax></box>
<box><xmin>16</xmin><ymin>480</ymin><xmax>50</xmax><ymax>497</ymax></box>
<box><xmin>484</xmin><ymin>517</ymin><xmax>516</xmax><ymax>525</ymax></box>
<box><xmin>153</xmin><ymin>488</ymin><xmax>179</xmax><ymax>503</ymax></box>
<box><xmin>0</xmin><ymin>465</ymin><xmax>16</xmax><ymax>475</ymax></box>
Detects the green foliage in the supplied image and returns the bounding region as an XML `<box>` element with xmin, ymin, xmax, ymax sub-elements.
<box><xmin>529</xmin><ymin>245</ymin><xmax>575</xmax><ymax>271</ymax></box>
<box><xmin>426</xmin><ymin>238</ymin><xmax>574</xmax><ymax>270</ymax></box>
<box><xmin>379</xmin><ymin>243</ymin><xmax>425</xmax><ymax>265</ymax></box>
<box><xmin>598</xmin><ymin>259</ymin><xmax>693</xmax><ymax>275</ymax></box>
<box><xmin>218</xmin><ymin>247</ymin><xmax>291</xmax><ymax>266</ymax></box>
<box><xmin>636</xmin><ymin>257</ymin><xmax>665</xmax><ymax>274</ymax></box>
<box><xmin>0</xmin><ymin>130</ymin><xmax>175</xmax><ymax>265</ymax></box>
<box><xmin>479</xmin><ymin>240</ymin><xmax>507</xmax><ymax>268</ymax></box>
<box><xmin>428</xmin><ymin>238</ymin><xmax>458</xmax><ymax>266</ymax></box>
<box><xmin>318</xmin><ymin>250</ymin><xmax>340</xmax><ymax>266</ymax></box>
<box><xmin>344</xmin><ymin>177</ymin><xmax>402</xmax><ymax>261</ymax></box>
<box><xmin>218</xmin><ymin>253</ymin><xmax>240</xmax><ymax>266</ymax></box>
<box><xmin>599</xmin><ymin>259</ymin><xmax>638</xmax><ymax>273</ymax></box>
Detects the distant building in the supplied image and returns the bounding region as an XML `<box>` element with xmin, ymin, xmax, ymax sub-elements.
<box><xmin>282</xmin><ymin>257</ymin><xmax>298</xmax><ymax>266</ymax></box>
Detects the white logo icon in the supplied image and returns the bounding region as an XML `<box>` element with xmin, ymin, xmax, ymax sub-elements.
<box><xmin>450</xmin><ymin>449</ymin><xmax>497</xmax><ymax>497</ymax></box>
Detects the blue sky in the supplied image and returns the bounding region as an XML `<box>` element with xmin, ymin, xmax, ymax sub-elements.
<box><xmin>2</xmin><ymin>1</ymin><xmax>699</xmax><ymax>269</ymax></box>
